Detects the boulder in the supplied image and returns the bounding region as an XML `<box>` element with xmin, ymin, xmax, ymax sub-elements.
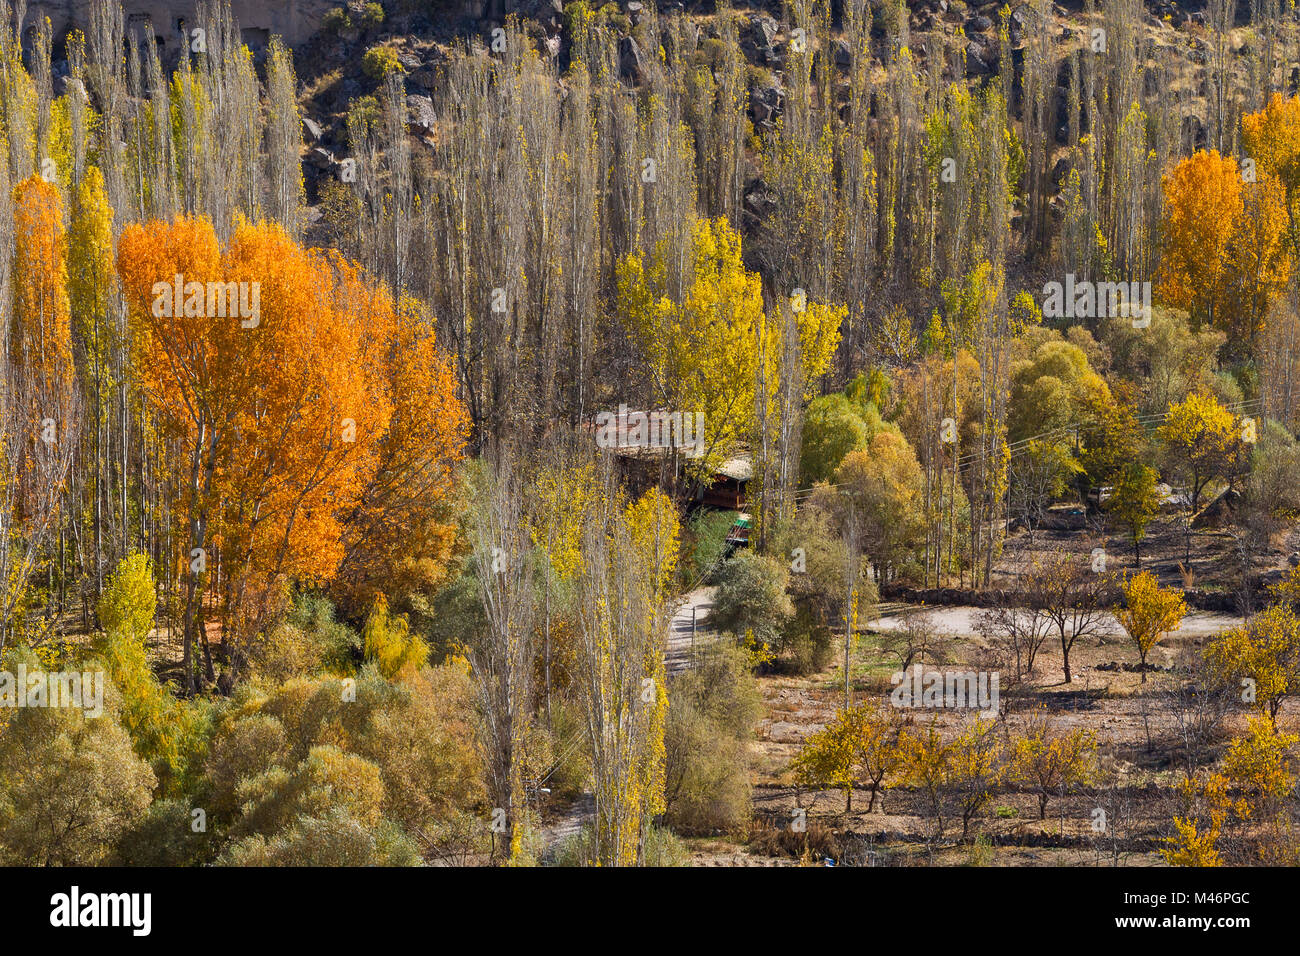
<box><xmin>965</xmin><ymin>40</ymin><xmax>996</xmax><ymax>76</ymax></box>
<box><xmin>407</xmin><ymin>94</ymin><xmax>436</xmax><ymax>133</ymax></box>
<box><xmin>749</xmin><ymin>84</ymin><xmax>784</xmax><ymax>126</ymax></box>
<box><xmin>619</xmin><ymin>35</ymin><xmax>645</xmax><ymax>84</ymax></box>
<box><xmin>305</xmin><ymin>147</ymin><xmax>334</xmax><ymax>171</ymax></box>
<box><xmin>833</xmin><ymin>37</ymin><xmax>852</xmax><ymax>67</ymax></box>
<box><xmin>741</xmin><ymin>14</ymin><xmax>780</xmax><ymax>64</ymax></box>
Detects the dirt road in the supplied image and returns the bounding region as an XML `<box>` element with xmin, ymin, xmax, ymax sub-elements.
<box><xmin>871</xmin><ymin>603</ymin><xmax>1243</xmax><ymax>640</ymax></box>
<box><xmin>540</xmin><ymin>585</ymin><xmax>717</xmax><ymax>854</ymax></box>
<box><xmin>666</xmin><ymin>585</ymin><xmax>716</xmax><ymax>674</ymax></box>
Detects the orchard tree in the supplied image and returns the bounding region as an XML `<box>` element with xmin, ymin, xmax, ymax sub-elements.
<box><xmin>1163</xmin><ymin>772</ymin><xmax>1231</xmax><ymax>867</ymax></box>
<box><xmin>1106</xmin><ymin>462</ymin><xmax>1161</xmax><ymax>564</ymax></box>
<box><xmin>1115</xmin><ymin>571</ymin><xmax>1187</xmax><ymax>680</ymax></box>
<box><xmin>1157</xmin><ymin>391</ymin><xmax>1240</xmax><ymax>514</ymax></box>
<box><xmin>1204</xmin><ymin>604</ymin><xmax>1300</xmax><ymax>727</ymax></box>
<box><xmin>791</xmin><ymin>704</ymin><xmax>905</xmax><ymax>813</ymax></box>
<box><xmin>947</xmin><ymin>719</ymin><xmax>1004</xmax><ymax>840</ymax></box>
<box><xmin>1030</xmin><ymin>546</ymin><xmax>1114</xmax><ymax>684</ymax></box>
<box><xmin>1009</xmin><ymin>709</ymin><xmax>1097</xmax><ymax>819</ymax></box>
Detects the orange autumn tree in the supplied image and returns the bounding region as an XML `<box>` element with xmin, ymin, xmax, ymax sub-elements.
<box><xmin>116</xmin><ymin>217</ymin><xmax>394</xmax><ymax>690</ymax></box>
<box><xmin>11</xmin><ymin>175</ymin><xmax>77</xmax><ymax>415</ymax></box>
<box><xmin>1157</xmin><ymin>150</ymin><xmax>1290</xmax><ymax>349</ymax></box>
<box><xmin>1</xmin><ymin>176</ymin><xmax>79</xmax><ymax>653</ymax></box>
<box><xmin>1156</xmin><ymin>150</ymin><xmax>1242</xmax><ymax>333</ymax></box>
<box><xmin>1242</xmin><ymin>93</ymin><xmax>1300</xmax><ymax>243</ymax></box>
<box><xmin>333</xmin><ymin>295</ymin><xmax>469</xmax><ymax>615</ymax></box>
<box><xmin>1226</xmin><ymin>173</ymin><xmax>1291</xmax><ymax>348</ymax></box>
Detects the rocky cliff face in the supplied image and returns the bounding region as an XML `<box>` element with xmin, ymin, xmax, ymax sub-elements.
<box><xmin>23</xmin><ymin>0</ymin><xmax>340</xmax><ymax>52</ymax></box>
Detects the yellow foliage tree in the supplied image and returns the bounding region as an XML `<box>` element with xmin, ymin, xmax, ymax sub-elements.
<box><xmin>1156</xmin><ymin>391</ymin><xmax>1241</xmax><ymax>514</ymax></box>
<box><xmin>619</xmin><ymin>216</ymin><xmax>841</xmax><ymax>478</ymax></box>
<box><xmin>1156</xmin><ymin>150</ymin><xmax>1242</xmax><ymax>332</ymax></box>
<box><xmin>362</xmin><ymin>591</ymin><xmax>430</xmax><ymax>680</ymax></box>
<box><xmin>1242</xmin><ymin>93</ymin><xmax>1300</xmax><ymax>242</ymax></box>
<box><xmin>1225</xmin><ymin>174</ymin><xmax>1291</xmax><ymax>347</ymax></box>
<box><xmin>1157</xmin><ymin>149</ymin><xmax>1291</xmax><ymax>348</ymax></box>
<box><xmin>1163</xmin><ymin>772</ymin><xmax>1230</xmax><ymax>867</ymax></box>
<box><xmin>1204</xmin><ymin>604</ymin><xmax>1300</xmax><ymax>726</ymax></box>
<box><xmin>1114</xmin><ymin>571</ymin><xmax>1187</xmax><ymax>681</ymax></box>
<box><xmin>791</xmin><ymin>703</ymin><xmax>905</xmax><ymax>813</ymax></box>
<box><xmin>1009</xmin><ymin>709</ymin><xmax>1097</xmax><ymax>819</ymax></box>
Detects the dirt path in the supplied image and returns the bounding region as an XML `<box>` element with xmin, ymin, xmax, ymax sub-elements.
<box><xmin>871</xmin><ymin>603</ymin><xmax>1243</xmax><ymax>640</ymax></box>
<box><xmin>540</xmin><ymin>586</ymin><xmax>717</xmax><ymax>855</ymax></box>
<box><xmin>666</xmin><ymin>586</ymin><xmax>716</xmax><ymax>674</ymax></box>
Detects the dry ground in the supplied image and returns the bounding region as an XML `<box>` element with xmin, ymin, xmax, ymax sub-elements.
<box><xmin>686</xmin><ymin>573</ymin><xmax>1294</xmax><ymax>866</ymax></box>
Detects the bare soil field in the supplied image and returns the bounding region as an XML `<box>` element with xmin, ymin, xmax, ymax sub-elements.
<box><xmin>686</xmin><ymin>590</ymin><xmax>1277</xmax><ymax>866</ymax></box>
<box><xmin>990</xmin><ymin>506</ymin><xmax>1300</xmax><ymax>596</ymax></box>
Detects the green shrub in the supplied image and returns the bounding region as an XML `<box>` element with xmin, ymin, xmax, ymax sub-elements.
<box><xmin>0</xmin><ymin>651</ymin><xmax>155</xmax><ymax>866</ymax></box>
<box><xmin>663</xmin><ymin>643</ymin><xmax>760</xmax><ymax>834</ymax></box>
<box><xmin>710</xmin><ymin>551</ymin><xmax>793</xmax><ymax>652</ymax></box>
<box><xmin>219</xmin><ymin>809</ymin><xmax>422</xmax><ymax>866</ymax></box>
<box><xmin>362</xmin><ymin>45</ymin><xmax>403</xmax><ymax>81</ymax></box>
<box><xmin>322</xmin><ymin>8</ymin><xmax>352</xmax><ymax>33</ymax></box>
<box><xmin>357</xmin><ymin>2</ymin><xmax>386</xmax><ymax>29</ymax></box>
<box><xmin>284</xmin><ymin>591</ymin><xmax>360</xmax><ymax>675</ymax></box>
<box><xmin>115</xmin><ymin>798</ymin><xmax>214</xmax><ymax>866</ymax></box>
<box><xmin>204</xmin><ymin>713</ymin><xmax>291</xmax><ymax>816</ymax></box>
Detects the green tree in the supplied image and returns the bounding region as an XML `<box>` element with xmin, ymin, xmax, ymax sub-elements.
<box><xmin>710</xmin><ymin>551</ymin><xmax>793</xmax><ymax>653</ymax></box>
<box><xmin>799</xmin><ymin>393</ymin><xmax>869</xmax><ymax>484</ymax></box>
<box><xmin>1107</xmin><ymin>462</ymin><xmax>1162</xmax><ymax>563</ymax></box>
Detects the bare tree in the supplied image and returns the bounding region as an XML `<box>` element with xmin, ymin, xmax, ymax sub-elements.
<box><xmin>572</xmin><ymin>457</ymin><xmax>674</xmax><ymax>866</ymax></box>
<box><xmin>467</xmin><ymin>456</ymin><xmax>536</xmax><ymax>862</ymax></box>
<box><xmin>978</xmin><ymin>599</ymin><xmax>1051</xmax><ymax>686</ymax></box>
<box><xmin>879</xmin><ymin>608</ymin><xmax>950</xmax><ymax>674</ymax></box>
<box><xmin>1030</xmin><ymin>545</ymin><xmax>1115</xmax><ymax>683</ymax></box>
